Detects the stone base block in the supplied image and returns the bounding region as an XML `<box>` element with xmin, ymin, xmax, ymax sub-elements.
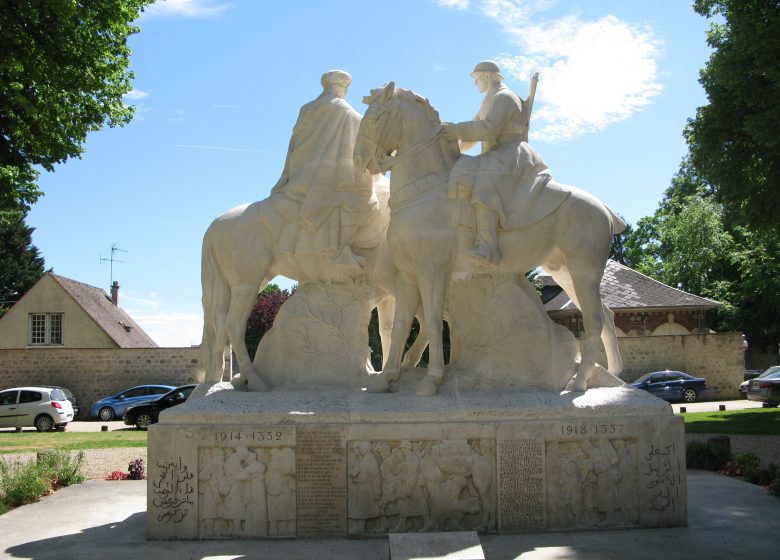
<box><xmin>147</xmin><ymin>379</ymin><xmax>686</xmax><ymax>539</ymax></box>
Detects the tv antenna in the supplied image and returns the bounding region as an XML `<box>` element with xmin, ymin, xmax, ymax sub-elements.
<box><xmin>100</xmin><ymin>243</ymin><xmax>127</xmax><ymax>290</ymax></box>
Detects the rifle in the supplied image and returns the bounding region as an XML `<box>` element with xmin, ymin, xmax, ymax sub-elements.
<box><xmin>523</xmin><ymin>72</ymin><xmax>539</xmax><ymax>139</ymax></box>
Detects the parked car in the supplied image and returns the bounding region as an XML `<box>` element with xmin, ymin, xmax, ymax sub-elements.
<box><xmin>0</xmin><ymin>386</ymin><xmax>74</xmax><ymax>432</ymax></box>
<box><xmin>746</xmin><ymin>370</ymin><xmax>780</xmax><ymax>407</ymax></box>
<box><xmin>123</xmin><ymin>384</ymin><xmax>197</xmax><ymax>430</ymax></box>
<box><xmin>630</xmin><ymin>370</ymin><xmax>709</xmax><ymax>403</ymax></box>
<box><xmin>739</xmin><ymin>366</ymin><xmax>780</xmax><ymax>398</ymax></box>
<box><xmin>90</xmin><ymin>384</ymin><xmax>176</xmax><ymax>421</ymax></box>
<box><xmin>44</xmin><ymin>386</ymin><xmax>78</xmax><ymax>417</ymax></box>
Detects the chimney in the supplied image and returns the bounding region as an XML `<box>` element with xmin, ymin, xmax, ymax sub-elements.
<box><xmin>111</xmin><ymin>281</ymin><xmax>120</xmax><ymax>306</ymax></box>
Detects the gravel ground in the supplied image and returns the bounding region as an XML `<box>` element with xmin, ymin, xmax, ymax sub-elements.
<box><xmin>1</xmin><ymin>448</ymin><xmax>148</xmax><ymax>480</ymax></box>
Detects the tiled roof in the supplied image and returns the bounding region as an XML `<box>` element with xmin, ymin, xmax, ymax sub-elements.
<box><xmin>51</xmin><ymin>274</ymin><xmax>158</xmax><ymax>348</ymax></box>
<box><xmin>542</xmin><ymin>260</ymin><xmax>720</xmax><ymax>313</ymax></box>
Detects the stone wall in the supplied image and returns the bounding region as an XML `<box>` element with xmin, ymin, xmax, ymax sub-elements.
<box><xmin>618</xmin><ymin>332</ymin><xmax>744</xmax><ymax>400</ymax></box>
<box><xmin>0</xmin><ymin>348</ymin><xmax>199</xmax><ymax>418</ymax></box>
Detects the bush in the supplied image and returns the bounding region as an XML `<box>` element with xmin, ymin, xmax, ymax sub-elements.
<box><xmin>687</xmin><ymin>440</ymin><xmax>731</xmax><ymax>470</ymax></box>
<box><xmin>0</xmin><ymin>450</ymin><xmax>87</xmax><ymax>511</ymax></box>
<box><xmin>105</xmin><ymin>471</ymin><xmax>127</xmax><ymax>481</ymax></box>
<box><xmin>127</xmin><ymin>458</ymin><xmax>145</xmax><ymax>480</ymax></box>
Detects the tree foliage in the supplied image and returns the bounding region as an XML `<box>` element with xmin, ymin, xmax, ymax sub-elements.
<box><xmin>623</xmin><ymin>160</ymin><xmax>780</xmax><ymax>349</ymax></box>
<box><xmin>0</xmin><ymin>0</ymin><xmax>152</xmax><ymax>219</ymax></box>
<box><xmin>0</xmin><ymin>210</ymin><xmax>45</xmax><ymax>315</ymax></box>
<box><xmin>685</xmin><ymin>0</ymin><xmax>780</xmax><ymax>232</ymax></box>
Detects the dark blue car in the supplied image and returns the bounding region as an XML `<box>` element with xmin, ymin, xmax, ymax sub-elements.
<box><xmin>631</xmin><ymin>370</ymin><xmax>708</xmax><ymax>403</ymax></box>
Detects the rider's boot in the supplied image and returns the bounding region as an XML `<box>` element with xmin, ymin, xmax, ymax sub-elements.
<box><xmin>466</xmin><ymin>207</ymin><xmax>500</xmax><ymax>265</ymax></box>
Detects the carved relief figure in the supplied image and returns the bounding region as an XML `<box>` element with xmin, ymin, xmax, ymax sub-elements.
<box><xmin>244</xmin><ymin>449</ymin><xmax>269</xmax><ymax>537</ymax></box>
<box><xmin>198</xmin><ymin>448</ymin><xmax>226</xmax><ymax>537</ymax></box>
<box><xmin>391</xmin><ymin>442</ymin><xmax>435</xmax><ymax>532</ymax></box>
<box><xmin>348</xmin><ymin>441</ymin><xmax>382</xmax><ymax>534</ymax></box>
<box><xmin>266</xmin><ymin>447</ymin><xmax>296</xmax><ymax>536</ymax></box>
<box><xmin>221</xmin><ymin>446</ymin><xmax>253</xmax><ymax>536</ymax></box>
<box><xmin>271</xmin><ymin>69</ymin><xmax>376</xmax><ymax>268</ymax></box>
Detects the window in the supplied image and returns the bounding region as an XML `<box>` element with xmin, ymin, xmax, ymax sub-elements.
<box><xmin>0</xmin><ymin>391</ymin><xmax>18</xmax><ymax>406</ymax></box>
<box><xmin>19</xmin><ymin>391</ymin><xmax>42</xmax><ymax>403</ymax></box>
<box><xmin>29</xmin><ymin>313</ymin><xmax>63</xmax><ymax>345</ymax></box>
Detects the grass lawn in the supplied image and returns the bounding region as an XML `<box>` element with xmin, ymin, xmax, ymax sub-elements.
<box><xmin>0</xmin><ymin>431</ymin><xmax>147</xmax><ymax>454</ymax></box>
<box><xmin>680</xmin><ymin>407</ymin><xmax>780</xmax><ymax>435</ymax></box>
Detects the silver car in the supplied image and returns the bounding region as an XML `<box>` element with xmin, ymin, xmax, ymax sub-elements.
<box><xmin>0</xmin><ymin>386</ymin><xmax>75</xmax><ymax>432</ymax></box>
<box><xmin>739</xmin><ymin>366</ymin><xmax>780</xmax><ymax>398</ymax></box>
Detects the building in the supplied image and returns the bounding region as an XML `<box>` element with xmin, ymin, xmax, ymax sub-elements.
<box><xmin>0</xmin><ymin>273</ymin><xmax>157</xmax><ymax>349</ymax></box>
<box><xmin>541</xmin><ymin>260</ymin><xmax>720</xmax><ymax>338</ymax></box>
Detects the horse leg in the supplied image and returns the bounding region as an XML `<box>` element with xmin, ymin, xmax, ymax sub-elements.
<box><xmin>375</xmin><ymin>296</ymin><xmax>395</xmax><ymax>370</ymax></box>
<box><xmin>226</xmin><ymin>282</ymin><xmax>270</xmax><ymax>392</ymax></box>
<box><xmin>367</xmin><ymin>276</ymin><xmax>420</xmax><ymax>392</ymax></box>
<box><xmin>566</xmin><ymin>264</ymin><xmax>608</xmax><ymax>392</ymax></box>
<box><xmin>600</xmin><ymin>301</ymin><xmax>623</xmax><ymax>376</ymax></box>
<box><xmin>401</xmin><ymin>306</ymin><xmax>429</xmax><ymax>369</ymax></box>
<box><xmin>198</xmin><ymin>233</ymin><xmax>229</xmax><ymax>384</ymax></box>
<box><xmin>415</xmin><ymin>264</ymin><xmax>448</xmax><ymax>396</ymax></box>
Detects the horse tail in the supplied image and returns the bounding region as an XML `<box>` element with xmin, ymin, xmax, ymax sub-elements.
<box><xmin>197</xmin><ymin>223</ymin><xmax>229</xmax><ymax>383</ymax></box>
<box><xmin>606</xmin><ymin>205</ymin><xmax>627</xmax><ymax>235</ymax></box>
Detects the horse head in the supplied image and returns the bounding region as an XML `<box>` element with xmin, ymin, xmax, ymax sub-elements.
<box><xmin>355</xmin><ymin>82</ymin><xmax>399</xmax><ymax>175</ymax></box>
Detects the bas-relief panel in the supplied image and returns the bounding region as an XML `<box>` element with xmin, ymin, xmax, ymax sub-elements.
<box><xmin>545</xmin><ymin>438</ymin><xmax>639</xmax><ymax>529</ymax></box>
<box><xmin>198</xmin><ymin>446</ymin><xmax>296</xmax><ymax>538</ymax></box>
<box><xmin>346</xmin><ymin>439</ymin><xmax>497</xmax><ymax>535</ymax></box>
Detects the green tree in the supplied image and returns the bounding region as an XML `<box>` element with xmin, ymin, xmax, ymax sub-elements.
<box><xmin>685</xmin><ymin>0</ymin><xmax>780</xmax><ymax>232</ymax></box>
<box><xmin>245</xmin><ymin>284</ymin><xmax>292</xmax><ymax>361</ymax></box>
<box><xmin>0</xmin><ymin>211</ymin><xmax>45</xmax><ymax>315</ymax></box>
<box><xmin>624</xmin><ymin>161</ymin><xmax>780</xmax><ymax>349</ymax></box>
<box><xmin>1</xmin><ymin>0</ymin><xmax>152</xmax><ymax>220</ymax></box>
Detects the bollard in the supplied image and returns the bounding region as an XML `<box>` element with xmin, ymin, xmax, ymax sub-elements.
<box><xmin>719</xmin><ymin>404</ymin><xmax>726</xmax><ymax>411</ymax></box>
<box><xmin>680</xmin><ymin>406</ymin><xmax>686</xmax><ymax>413</ymax></box>
<box><xmin>101</xmin><ymin>425</ymin><xmax>108</xmax><ymax>432</ymax></box>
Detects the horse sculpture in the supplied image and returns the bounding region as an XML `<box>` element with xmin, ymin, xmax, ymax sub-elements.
<box><xmin>354</xmin><ymin>82</ymin><xmax>625</xmax><ymax>396</ymax></box>
<box><xmin>196</xmin><ymin>181</ymin><xmax>401</xmax><ymax>390</ymax></box>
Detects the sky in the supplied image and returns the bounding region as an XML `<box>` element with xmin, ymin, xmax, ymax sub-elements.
<box><xmin>27</xmin><ymin>0</ymin><xmax>715</xmax><ymax>347</ymax></box>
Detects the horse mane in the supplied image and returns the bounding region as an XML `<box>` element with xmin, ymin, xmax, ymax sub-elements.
<box><xmin>394</xmin><ymin>87</ymin><xmax>442</xmax><ymax>128</ymax></box>
<box><xmin>393</xmin><ymin>87</ymin><xmax>460</xmax><ymax>165</ymax></box>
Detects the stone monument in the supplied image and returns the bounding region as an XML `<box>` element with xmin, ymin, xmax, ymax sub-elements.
<box><xmin>147</xmin><ymin>64</ymin><xmax>686</xmax><ymax>540</ymax></box>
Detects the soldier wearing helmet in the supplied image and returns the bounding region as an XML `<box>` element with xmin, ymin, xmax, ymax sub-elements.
<box><xmin>442</xmin><ymin>61</ymin><xmax>563</xmax><ymax>265</ymax></box>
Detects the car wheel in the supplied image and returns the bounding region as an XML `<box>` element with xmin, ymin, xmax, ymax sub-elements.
<box><xmin>682</xmin><ymin>388</ymin><xmax>698</xmax><ymax>403</ymax></box>
<box><xmin>35</xmin><ymin>415</ymin><xmax>54</xmax><ymax>432</ymax></box>
<box><xmin>135</xmin><ymin>413</ymin><xmax>153</xmax><ymax>431</ymax></box>
<box><xmin>98</xmin><ymin>407</ymin><xmax>115</xmax><ymax>421</ymax></box>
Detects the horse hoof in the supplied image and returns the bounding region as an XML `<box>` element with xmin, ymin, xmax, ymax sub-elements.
<box><xmin>566</xmin><ymin>376</ymin><xmax>588</xmax><ymax>392</ymax></box>
<box><xmin>415</xmin><ymin>375</ymin><xmax>439</xmax><ymax>396</ymax></box>
<box><xmin>366</xmin><ymin>374</ymin><xmax>390</xmax><ymax>393</ymax></box>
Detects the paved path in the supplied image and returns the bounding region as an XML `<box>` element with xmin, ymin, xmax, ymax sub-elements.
<box><xmin>0</xmin><ymin>470</ymin><xmax>777</xmax><ymax>559</ymax></box>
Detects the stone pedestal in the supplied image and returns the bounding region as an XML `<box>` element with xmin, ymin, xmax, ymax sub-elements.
<box><xmin>147</xmin><ymin>375</ymin><xmax>686</xmax><ymax>540</ymax></box>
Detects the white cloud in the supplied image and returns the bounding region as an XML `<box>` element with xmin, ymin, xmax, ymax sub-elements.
<box><xmin>144</xmin><ymin>0</ymin><xmax>231</xmax><ymax>18</ymax></box>
<box><xmin>439</xmin><ymin>0</ymin><xmax>663</xmax><ymax>141</ymax></box>
<box><xmin>124</xmin><ymin>88</ymin><xmax>150</xmax><ymax>100</ymax></box>
<box><xmin>122</xmin><ymin>293</ymin><xmax>203</xmax><ymax>347</ymax></box>
<box><xmin>434</xmin><ymin>0</ymin><xmax>470</xmax><ymax>9</ymax></box>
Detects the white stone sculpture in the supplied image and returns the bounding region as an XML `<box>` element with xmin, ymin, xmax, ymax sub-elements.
<box><xmin>195</xmin><ymin>70</ymin><xmax>394</xmax><ymax>390</ymax></box>
<box><xmin>354</xmin><ymin>67</ymin><xmax>625</xmax><ymax>396</ymax></box>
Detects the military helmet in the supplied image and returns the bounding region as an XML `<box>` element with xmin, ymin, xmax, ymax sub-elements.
<box><xmin>470</xmin><ymin>60</ymin><xmax>503</xmax><ymax>80</ymax></box>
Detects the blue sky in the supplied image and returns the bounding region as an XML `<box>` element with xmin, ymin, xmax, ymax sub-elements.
<box><xmin>27</xmin><ymin>0</ymin><xmax>713</xmax><ymax>346</ymax></box>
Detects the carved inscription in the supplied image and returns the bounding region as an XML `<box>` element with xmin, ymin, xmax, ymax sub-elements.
<box><xmin>296</xmin><ymin>427</ymin><xmax>347</xmax><ymax>537</ymax></box>
<box><xmin>152</xmin><ymin>457</ymin><xmax>196</xmax><ymax>524</ymax></box>
<box><xmin>499</xmin><ymin>439</ymin><xmax>545</xmax><ymax>530</ymax></box>
<box><xmin>643</xmin><ymin>442</ymin><xmax>682</xmax><ymax>514</ymax></box>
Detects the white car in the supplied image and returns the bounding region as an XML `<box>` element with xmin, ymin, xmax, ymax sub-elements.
<box><xmin>0</xmin><ymin>386</ymin><xmax>74</xmax><ymax>432</ymax></box>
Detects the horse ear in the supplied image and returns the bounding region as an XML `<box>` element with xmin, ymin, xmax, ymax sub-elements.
<box><xmin>382</xmin><ymin>82</ymin><xmax>395</xmax><ymax>101</ymax></box>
